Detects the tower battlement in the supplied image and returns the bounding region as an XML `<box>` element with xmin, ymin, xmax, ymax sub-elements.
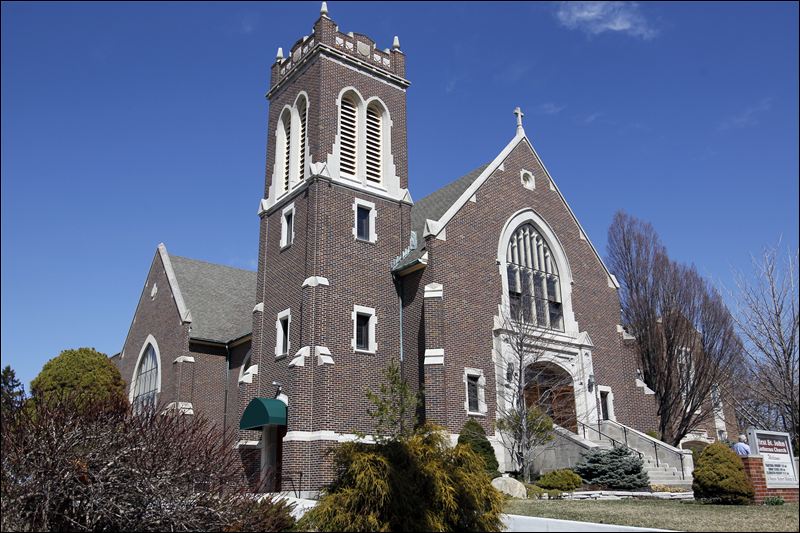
<box><xmin>268</xmin><ymin>6</ymin><xmax>407</xmax><ymax>97</ymax></box>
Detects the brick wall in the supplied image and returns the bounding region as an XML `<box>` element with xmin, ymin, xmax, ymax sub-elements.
<box><xmin>741</xmin><ymin>456</ymin><xmax>799</xmax><ymax>503</ymax></box>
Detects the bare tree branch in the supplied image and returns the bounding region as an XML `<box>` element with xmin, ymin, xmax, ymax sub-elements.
<box><xmin>608</xmin><ymin>211</ymin><xmax>742</xmax><ymax>446</ymax></box>
<box><xmin>730</xmin><ymin>244</ymin><xmax>799</xmax><ymax>446</ymax></box>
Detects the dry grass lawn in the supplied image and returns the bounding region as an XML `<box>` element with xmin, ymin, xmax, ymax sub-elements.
<box><xmin>504</xmin><ymin>498</ymin><xmax>799</xmax><ymax>532</ymax></box>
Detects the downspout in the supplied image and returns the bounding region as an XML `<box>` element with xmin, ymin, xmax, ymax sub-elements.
<box><xmin>223</xmin><ymin>341</ymin><xmax>230</xmax><ymax>437</ymax></box>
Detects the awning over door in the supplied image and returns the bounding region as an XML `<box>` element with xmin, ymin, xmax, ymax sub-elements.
<box><xmin>240</xmin><ymin>397</ymin><xmax>287</xmax><ymax>430</ymax></box>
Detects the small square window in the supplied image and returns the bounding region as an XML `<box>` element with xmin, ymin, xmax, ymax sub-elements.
<box><xmin>356</xmin><ymin>206</ymin><xmax>370</xmax><ymax>241</ymax></box>
<box><xmin>356</xmin><ymin>313</ymin><xmax>370</xmax><ymax>351</ymax></box>
<box><xmin>467</xmin><ymin>375</ymin><xmax>480</xmax><ymax>412</ymax></box>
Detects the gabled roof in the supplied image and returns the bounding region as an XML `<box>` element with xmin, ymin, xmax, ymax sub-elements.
<box><xmin>160</xmin><ymin>246</ymin><xmax>256</xmax><ymax>343</ymax></box>
<box><xmin>393</xmin><ymin>164</ymin><xmax>489</xmax><ymax>272</ymax></box>
<box><xmin>410</xmin><ymin>163</ymin><xmax>490</xmax><ymax>239</ymax></box>
<box><xmin>396</xmin><ymin>127</ymin><xmax>619</xmax><ymax>287</ymax></box>
<box><xmin>169</xmin><ymin>255</ymin><xmax>256</xmax><ymax>343</ymax></box>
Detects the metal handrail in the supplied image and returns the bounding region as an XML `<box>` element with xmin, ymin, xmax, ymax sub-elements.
<box><xmin>576</xmin><ymin>421</ymin><xmax>643</xmax><ymax>460</ymax></box>
<box><xmin>600</xmin><ymin>419</ymin><xmax>687</xmax><ymax>480</ymax></box>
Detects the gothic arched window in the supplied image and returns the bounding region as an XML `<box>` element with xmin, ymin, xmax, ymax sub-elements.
<box><xmin>132</xmin><ymin>343</ymin><xmax>159</xmax><ymax>413</ymax></box>
<box><xmin>506</xmin><ymin>223</ymin><xmax>564</xmax><ymax>330</ymax></box>
<box><xmin>339</xmin><ymin>93</ymin><xmax>359</xmax><ymax>179</ymax></box>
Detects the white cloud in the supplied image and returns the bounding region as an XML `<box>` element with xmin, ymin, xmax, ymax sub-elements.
<box><xmin>555</xmin><ymin>2</ymin><xmax>657</xmax><ymax>40</ymax></box>
<box><xmin>536</xmin><ymin>102</ymin><xmax>567</xmax><ymax>115</ymax></box>
<box><xmin>584</xmin><ymin>112</ymin><xmax>602</xmax><ymax>124</ymax></box>
<box><xmin>718</xmin><ymin>98</ymin><xmax>772</xmax><ymax>131</ymax></box>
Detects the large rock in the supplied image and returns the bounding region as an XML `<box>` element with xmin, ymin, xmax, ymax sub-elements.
<box><xmin>491</xmin><ymin>476</ymin><xmax>527</xmax><ymax>499</ymax></box>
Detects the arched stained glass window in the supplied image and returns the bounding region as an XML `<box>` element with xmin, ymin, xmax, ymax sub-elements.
<box><xmin>506</xmin><ymin>223</ymin><xmax>564</xmax><ymax>330</ymax></box>
<box><xmin>132</xmin><ymin>344</ymin><xmax>159</xmax><ymax>412</ymax></box>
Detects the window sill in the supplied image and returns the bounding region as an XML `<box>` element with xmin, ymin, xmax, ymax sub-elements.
<box><xmin>280</xmin><ymin>242</ymin><xmax>292</xmax><ymax>252</ymax></box>
<box><xmin>466</xmin><ymin>411</ymin><xmax>487</xmax><ymax>418</ymax></box>
<box><xmin>354</xmin><ymin>348</ymin><xmax>376</xmax><ymax>355</ymax></box>
<box><xmin>355</xmin><ymin>237</ymin><xmax>376</xmax><ymax>245</ymax></box>
<box><xmin>275</xmin><ymin>353</ymin><xmax>288</xmax><ymax>360</ymax></box>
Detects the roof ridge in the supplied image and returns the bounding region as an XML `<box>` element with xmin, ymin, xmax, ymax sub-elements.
<box><xmin>170</xmin><ymin>254</ymin><xmax>256</xmax><ymax>273</ymax></box>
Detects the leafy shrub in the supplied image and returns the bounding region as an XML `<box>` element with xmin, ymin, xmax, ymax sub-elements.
<box><xmin>546</xmin><ymin>489</ymin><xmax>563</xmax><ymax>500</ymax></box>
<box><xmin>30</xmin><ymin>347</ymin><xmax>127</xmax><ymax>411</ymax></box>
<box><xmin>646</xmin><ymin>429</ymin><xmax>660</xmax><ymax>440</ymax></box>
<box><xmin>574</xmin><ymin>447</ymin><xmax>649</xmax><ymax>490</ymax></box>
<box><xmin>458</xmin><ymin>418</ymin><xmax>501</xmax><ymax>478</ymax></box>
<box><xmin>525</xmin><ymin>484</ymin><xmax>546</xmax><ymax>499</ymax></box>
<box><xmin>1</xmin><ymin>393</ymin><xmax>295</xmax><ymax>532</ymax></box>
<box><xmin>535</xmin><ymin>469</ymin><xmax>582</xmax><ymax>491</ymax></box>
<box><xmin>692</xmin><ymin>442</ymin><xmax>754</xmax><ymax>505</ymax></box>
<box><xmin>299</xmin><ymin>424</ymin><xmax>504</xmax><ymax>532</ymax></box>
<box><xmin>763</xmin><ymin>496</ymin><xmax>785</xmax><ymax>506</ymax></box>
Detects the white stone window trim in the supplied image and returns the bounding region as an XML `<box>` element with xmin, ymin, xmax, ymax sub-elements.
<box><xmin>352</xmin><ymin>304</ymin><xmax>377</xmax><ymax>354</ymax></box>
<box><xmin>463</xmin><ymin>367</ymin><xmax>487</xmax><ymax>416</ymax></box>
<box><xmin>275</xmin><ymin>308</ymin><xmax>292</xmax><ymax>358</ymax></box>
<box><xmin>352</xmin><ymin>198</ymin><xmax>377</xmax><ymax>243</ymax></box>
<box><xmin>520</xmin><ymin>169</ymin><xmax>535</xmax><ymax>190</ymax></box>
<box><xmin>497</xmin><ymin>209</ymin><xmax>578</xmax><ymax>336</ymax></box>
<box><xmin>128</xmin><ymin>334</ymin><xmax>162</xmax><ymax>404</ymax></box>
<box><xmin>597</xmin><ymin>385</ymin><xmax>616</xmax><ymax>422</ymax></box>
<box><xmin>326</xmin><ymin>84</ymin><xmax>404</xmax><ymax>202</ymax></box>
<box><xmin>280</xmin><ymin>202</ymin><xmax>296</xmax><ymax>248</ymax></box>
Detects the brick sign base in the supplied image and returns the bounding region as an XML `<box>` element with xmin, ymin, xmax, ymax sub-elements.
<box><xmin>741</xmin><ymin>456</ymin><xmax>799</xmax><ymax>503</ymax></box>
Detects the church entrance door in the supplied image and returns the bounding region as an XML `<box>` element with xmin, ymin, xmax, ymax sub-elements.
<box><xmin>523</xmin><ymin>362</ymin><xmax>577</xmax><ymax>432</ymax></box>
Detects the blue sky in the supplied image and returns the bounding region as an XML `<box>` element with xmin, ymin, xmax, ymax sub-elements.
<box><xmin>2</xmin><ymin>1</ymin><xmax>798</xmax><ymax>387</ymax></box>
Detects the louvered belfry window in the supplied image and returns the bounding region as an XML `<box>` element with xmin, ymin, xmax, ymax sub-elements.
<box><xmin>297</xmin><ymin>97</ymin><xmax>307</xmax><ymax>182</ymax></box>
<box><xmin>281</xmin><ymin>110</ymin><xmax>292</xmax><ymax>193</ymax></box>
<box><xmin>365</xmin><ymin>104</ymin><xmax>382</xmax><ymax>183</ymax></box>
<box><xmin>339</xmin><ymin>95</ymin><xmax>358</xmax><ymax>178</ymax></box>
<box><xmin>506</xmin><ymin>223</ymin><xmax>564</xmax><ymax>330</ymax></box>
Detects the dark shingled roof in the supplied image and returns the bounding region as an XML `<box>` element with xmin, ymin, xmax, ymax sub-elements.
<box><xmin>169</xmin><ymin>255</ymin><xmax>256</xmax><ymax>343</ymax></box>
<box><xmin>394</xmin><ymin>163</ymin><xmax>490</xmax><ymax>271</ymax></box>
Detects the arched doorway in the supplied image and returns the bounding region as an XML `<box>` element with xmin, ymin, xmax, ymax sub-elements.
<box><xmin>524</xmin><ymin>362</ymin><xmax>577</xmax><ymax>432</ymax></box>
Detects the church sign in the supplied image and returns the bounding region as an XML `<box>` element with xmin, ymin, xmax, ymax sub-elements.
<box><xmin>747</xmin><ymin>429</ymin><xmax>799</xmax><ymax>487</ymax></box>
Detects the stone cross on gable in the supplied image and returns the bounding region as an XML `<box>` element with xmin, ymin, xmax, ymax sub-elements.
<box><xmin>514</xmin><ymin>106</ymin><xmax>525</xmax><ymax>134</ymax></box>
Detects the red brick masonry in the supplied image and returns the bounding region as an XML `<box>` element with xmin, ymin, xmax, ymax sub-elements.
<box><xmin>741</xmin><ymin>456</ymin><xmax>799</xmax><ymax>503</ymax></box>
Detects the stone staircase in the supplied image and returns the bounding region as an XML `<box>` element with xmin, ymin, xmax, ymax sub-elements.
<box><xmin>579</xmin><ymin>420</ymin><xmax>694</xmax><ymax>488</ymax></box>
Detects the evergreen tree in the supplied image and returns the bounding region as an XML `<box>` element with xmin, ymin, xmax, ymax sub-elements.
<box><xmin>1</xmin><ymin>365</ymin><xmax>25</xmax><ymax>413</ymax></box>
<box><xmin>31</xmin><ymin>347</ymin><xmax>127</xmax><ymax>410</ymax></box>
<box><xmin>573</xmin><ymin>447</ymin><xmax>649</xmax><ymax>490</ymax></box>
<box><xmin>692</xmin><ymin>442</ymin><xmax>754</xmax><ymax>505</ymax></box>
<box><xmin>458</xmin><ymin>418</ymin><xmax>500</xmax><ymax>478</ymax></box>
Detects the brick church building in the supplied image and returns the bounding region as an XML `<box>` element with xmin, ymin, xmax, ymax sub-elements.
<box><xmin>116</xmin><ymin>3</ymin><xmax>736</xmax><ymax>494</ymax></box>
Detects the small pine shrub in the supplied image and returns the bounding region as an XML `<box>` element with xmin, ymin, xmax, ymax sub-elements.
<box><xmin>763</xmin><ymin>496</ymin><xmax>785</xmax><ymax>506</ymax></box>
<box><xmin>574</xmin><ymin>447</ymin><xmax>649</xmax><ymax>490</ymax></box>
<box><xmin>692</xmin><ymin>442</ymin><xmax>754</xmax><ymax>505</ymax></box>
<box><xmin>535</xmin><ymin>469</ymin><xmax>583</xmax><ymax>491</ymax></box>
<box><xmin>300</xmin><ymin>424</ymin><xmax>505</xmax><ymax>532</ymax></box>
<box><xmin>546</xmin><ymin>489</ymin><xmax>563</xmax><ymax>500</ymax></box>
<box><xmin>646</xmin><ymin>430</ymin><xmax>660</xmax><ymax>440</ymax></box>
<box><xmin>458</xmin><ymin>418</ymin><xmax>501</xmax><ymax>478</ymax></box>
<box><xmin>525</xmin><ymin>484</ymin><xmax>546</xmax><ymax>499</ymax></box>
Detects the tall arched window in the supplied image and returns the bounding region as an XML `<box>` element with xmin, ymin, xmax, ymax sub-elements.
<box><xmin>132</xmin><ymin>343</ymin><xmax>159</xmax><ymax>413</ymax></box>
<box><xmin>296</xmin><ymin>96</ymin><xmax>308</xmax><ymax>182</ymax></box>
<box><xmin>279</xmin><ymin>109</ymin><xmax>292</xmax><ymax>193</ymax></box>
<box><xmin>506</xmin><ymin>223</ymin><xmax>563</xmax><ymax>330</ymax></box>
<box><xmin>339</xmin><ymin>93</ymin><xmax>358</xmax><ymax>178</ymax></box>
<box><xmin>365</xmin><ymin>102</ymin><xmax>383</xmax><ymax>183</ymax></box>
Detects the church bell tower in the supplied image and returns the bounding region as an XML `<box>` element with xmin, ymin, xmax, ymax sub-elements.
<box><xmin>240</xmin><ymin>2</ymin><xmax>414</xmax><ymax>492</ymax></box>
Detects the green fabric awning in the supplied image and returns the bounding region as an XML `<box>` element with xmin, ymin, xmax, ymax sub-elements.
<box><xmin>240</xmin><ymin>397</ymin><xmax>287</xmax><ymax>430</ymax></box>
